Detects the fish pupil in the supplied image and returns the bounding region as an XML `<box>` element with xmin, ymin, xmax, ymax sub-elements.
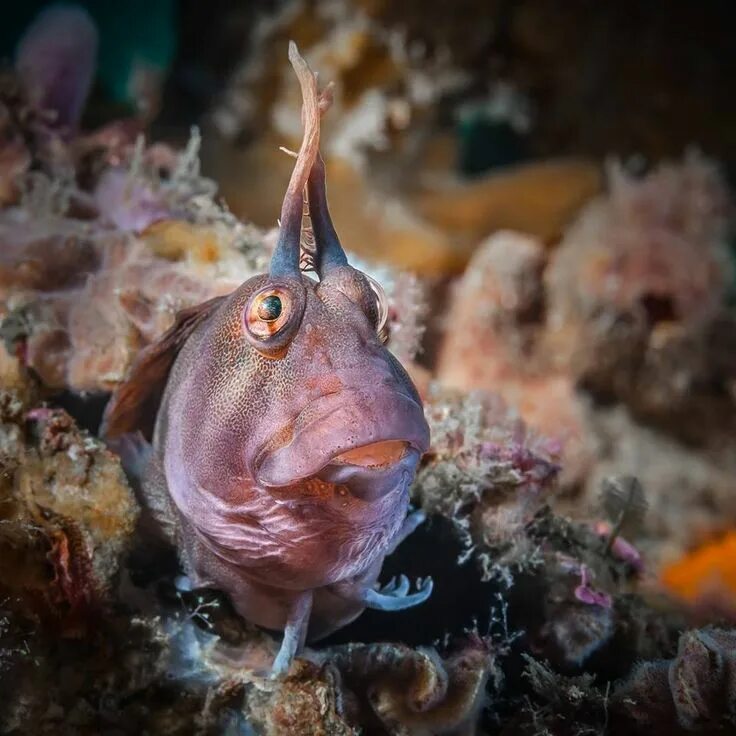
<box><xmin>258</xmin><ymin>295</ymin><xmax>282</xmax><ymax>321</ymax></box>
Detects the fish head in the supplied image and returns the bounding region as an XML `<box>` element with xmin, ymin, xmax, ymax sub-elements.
<box><xmin>189</xmin><ymin>253</ymin><xmax>428</xmax><ymax>512</ymax></box>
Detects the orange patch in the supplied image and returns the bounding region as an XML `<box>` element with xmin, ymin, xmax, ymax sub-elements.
<box><xmin>660</xmin><ymin>532</ymin><xmax>736</xmax><ymax>601</ymax></box>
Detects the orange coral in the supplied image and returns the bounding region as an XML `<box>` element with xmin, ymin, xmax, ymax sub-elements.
<box><xmin>660</xmin><ymin>532</ymin><xmax>736</xmax><ymax>603</ymax></box>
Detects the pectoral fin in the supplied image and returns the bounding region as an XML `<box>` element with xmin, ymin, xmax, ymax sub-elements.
<box><xmin>101</xmin><ymin>295</ymin><xmax>224</xmax><ymax>441</ymax></box>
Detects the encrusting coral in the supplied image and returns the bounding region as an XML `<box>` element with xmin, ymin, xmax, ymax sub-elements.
<box><xmin>0</xmin><ymin>377</ymin><xmax>139</xmax><ymax>626</ymax></box>
<box><xmin>436</xmin><ymin>152</ymin><xmax>736</xmax><ymax>567</ymax></box>
<box><xmin>414</xmin><ymin>385</ymin><xmax>561</xmax><ymax>568</ymax></box>
<box><xmin>546</xmin><ymin>151</ymin><xmax>735</xmax><ymax>435</ymax></box>
<box><xmin>611</xmin><ymin>628</ymin><xmax>736</xmax><ymax>733</ymax></box>
<box><xmin>436</xmin><ymin>230</ymin><xmax>593</xmax><ymax>488</ymax></box>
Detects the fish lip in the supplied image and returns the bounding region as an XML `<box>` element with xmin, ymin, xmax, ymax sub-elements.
<box><xmin>253</xmin><ymin>389</ymin><xmax>429</xmax><ymax>489</ymax></box>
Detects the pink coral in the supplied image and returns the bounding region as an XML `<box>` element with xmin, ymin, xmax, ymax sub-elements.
<box><xmin>545</xmin><ymin>151</ymin><xmax>735</xmax><ymax>426</ymax></box>
<box><xmin>436</xmin><ymin>231</ymin><xmax>593</xmax><ymax>487</ymax></box>
<box><xmin>548</xmin><ymin>151</ymin><xmax>732</xmax><ymax>325</ymax></box>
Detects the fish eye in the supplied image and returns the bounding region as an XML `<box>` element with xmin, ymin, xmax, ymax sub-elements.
<box><xmin>257</xmin><ymin>295</ymin><xmax>282</xmax><ymax>322</ymax></box>
<box><xmin>246</xmin><ymin>287</ymin><xmax>293</xmax><ymax>339</ymax></box>
<box><xmin>364</xmin><ymin>274</ymin><xmax>389</xmax><ymax>344</ymax></box>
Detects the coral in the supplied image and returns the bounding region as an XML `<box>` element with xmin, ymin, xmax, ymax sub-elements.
<box><xmin>438</xmin><ymin>231</ymin><xmax>548</xmax><ymax>380</ymax></box>
<box><xmin>436</xmin><ymin>154</ymin><xmax>736</xmax><ymax>564</ymax></box>
<box><xmin>513</xmin><ymin>508</ymin><xmax>678</xmax><ymax>672</ymax></box>
<box><xmin>414</xmin><ymin>385</ymin><xmax>560</xmax><ymax>567</ymax></box>
<box><xmin>0</xmin><ymin>124</ymin><xmax>269</xmax><ymax>393</ymax></box>
<box><xmin>546</xmin><ymin>151</ymin><xmax>735</xmax><ymax>434</ymax></box>
<box><xmin>0</xmin><ymin>390</ymin><xmax>139</xmax><ymax>609</ymax></box>
<box><xmin>436</xmin><ymin>230</ymin><xmax>593</xmax><ymax>486</ymax></box>
<box><xmin>661</xmin><ymin>532</ymin><xmax>736</xmax><ymax>614</ymax></box>
<box><xmin>408</xmin><ymin>391</ymin><xmax>679</xmax><ymax>674</ymax></box>
<box><xmin>411</xmin><ymin>385</ymin><xmax>677</xmax><ymax>677</ymax></box>
<box><xmin>321</xmin><ymin>638</ymin><xmax>494</xmax><ymax>734</ymax></box>
<box><xmin>611</xmin><ymin>628</ymin><xmax>736</xmax><ymax>733</ymax></box>
<box><xmin>244</xmin><ymin>660</ymin><xmax>357</xmax><ymax>736</ymax></box>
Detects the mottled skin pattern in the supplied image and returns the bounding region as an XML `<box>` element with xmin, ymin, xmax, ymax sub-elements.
<box><xmin>104</xmin><ymin>44</ymin><xmax>430</xmax><ymax>675</ymax></box>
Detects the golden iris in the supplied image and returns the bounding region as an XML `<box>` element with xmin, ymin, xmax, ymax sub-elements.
<box><xmin>257</xmin><ymin>295</ymin><xmax>282</xmax><ymax>322</ymax></box>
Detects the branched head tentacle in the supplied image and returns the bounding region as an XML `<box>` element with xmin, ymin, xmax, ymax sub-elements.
<box><xmin>270</xmin><ymin>42</ymin><xmax>323</xmax><ymax>278</ymax></box>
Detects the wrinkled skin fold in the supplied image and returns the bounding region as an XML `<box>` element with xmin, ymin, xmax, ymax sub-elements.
<box><xmin>103</xmin><ymin>42</ymin><xmax>431</xmax><ymax>676</ymax></box>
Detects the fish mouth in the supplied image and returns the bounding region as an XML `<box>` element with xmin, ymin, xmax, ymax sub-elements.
<box><xmin>332</xmin><ymin>440</ymin><xmax>409</xmax><ymax>468</ymax></box>
<box><xmin>254</xmin><ymin>390</ymin><xmax>429</xmax><ymax>501</ymax></box>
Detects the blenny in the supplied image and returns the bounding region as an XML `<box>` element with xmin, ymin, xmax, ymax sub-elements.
<box><xmin>103</xmin><ymin>43</ymin><xmax>431</xmax><ymax>675</ymax></box>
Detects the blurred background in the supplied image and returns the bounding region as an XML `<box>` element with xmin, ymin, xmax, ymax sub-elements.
<box><xmin>3</xmin><ymin>0</ymin><xmax>734</xmax><ymax>272</ymax></box>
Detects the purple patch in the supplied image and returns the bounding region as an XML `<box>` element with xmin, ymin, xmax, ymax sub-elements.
<box><xmin>574</xmin><ymin>565</ymin><xmax>613</xmax><ymax>609</ymax></box>
<box><xmin>15</xmin><ymin>5</ymin><xmax>98</xmax><ymax>132</ymax></box>
<box><xmin>94</xmin><ymin>169</ymin><xmax>173</xmax><ymax>232</ymax></box>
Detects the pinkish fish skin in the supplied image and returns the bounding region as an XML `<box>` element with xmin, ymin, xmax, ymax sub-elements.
<box><xmin>103</xmin><ymin>44</ymin><xmax>431</xmax><ymax>676</ymax></box>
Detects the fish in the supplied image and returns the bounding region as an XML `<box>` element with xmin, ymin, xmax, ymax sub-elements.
<box><xmin>102</xmin><ymin>43</ymin><xmax>431</xmax><ymax>676</ymax></box>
